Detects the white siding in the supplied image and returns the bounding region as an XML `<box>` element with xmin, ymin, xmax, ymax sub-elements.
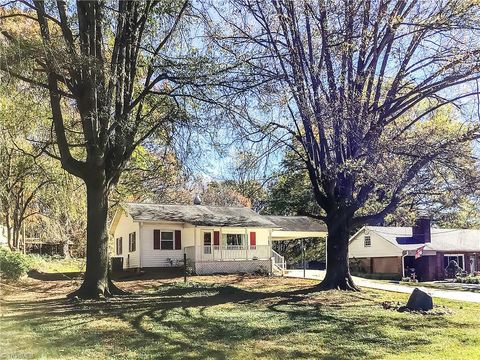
<box><xmin>140</xmin><ymin>222</ymin><xmax>195</xmax><ymax>267</ymax></box>
<box><xmin>113</xmin><ymin>214</ymin><xmax>275</xmax><ymax>269</ymax></box>
<box><xmin>112</xmin><ymin>211</ymin><xmax>140</xmax><ymax>269</ymax></box>
<box><xmin>349</xmin><ymin>228</ymin><xmax>402</xmax><ymax>258</ymax></box>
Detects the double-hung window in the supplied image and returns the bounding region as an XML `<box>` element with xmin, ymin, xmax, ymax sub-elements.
<box><xmin>154</xmin><ymin>230</ymin><xmax>175</xmax><ymax>250</ymax></box>
<box><xmin>161</xmin><ymin>231</ymin><xmax>174</xmax><ymax>250</ymax></box>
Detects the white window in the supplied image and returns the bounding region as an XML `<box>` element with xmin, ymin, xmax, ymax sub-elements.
<box><xmin>444</xmin><ymin>254</ymin><xmax>464</xmax><ymax>270</ymax></box>
<box><xmin>364</xmin><ymin>235</ymin><xmax>371</xmax><ymax>247</ymax></box>
<box><xmin>161</xmin><ymin>231</ymin><xmax>174</xmax><ymax>250</ymax></box>
<box><xmin>222</xmin><ymin>233</ymin><xmax>244</xmax><ymax>247</ymax></box>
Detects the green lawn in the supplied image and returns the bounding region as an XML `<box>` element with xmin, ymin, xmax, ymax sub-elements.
<box><xmin>399</xmin><ymin>280</ymin><xmax>480</xmax><ymax>293</ymax></box>
<box><xmin>1</xmin><ymin>274</ymin><xmax>479</xmax><ymax>360</ymax></box>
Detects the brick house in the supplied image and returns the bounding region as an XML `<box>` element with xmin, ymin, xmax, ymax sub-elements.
<box><xmin>348</xmin><ymin>219</ymin><xmax>480</xmax><ymax>281</ymax></box>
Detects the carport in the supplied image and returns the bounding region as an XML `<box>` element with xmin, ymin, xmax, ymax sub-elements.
<box><xmin>262</xmin><ymin>216</ymin><xmax>327</xmax><ymax>273</ymax></box>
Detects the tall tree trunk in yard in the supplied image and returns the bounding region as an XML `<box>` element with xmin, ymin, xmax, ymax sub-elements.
<box><xmin>72</xmin><ymin>177</ymin><xmax>109</xmax><ymax>297</ymax></box>
<box><xmin>69</xmin><ymin>173</ymin><xmax>125</xmax><ymax>298</ymax></box>
<box><xmin>319</xmin><ymin>212</ymin><xmax>359</xmax><ymax>291</ymax></box>
<box><xmin>0</xmin><ymin>1</ymin><xmax>191</xmax><ymax>299</ymax></box>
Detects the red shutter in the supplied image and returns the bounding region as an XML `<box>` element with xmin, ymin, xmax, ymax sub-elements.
<box><xmin>250</xmin><ymin>232</ymin><xmax>256</xmax><ymax>247</ymax></box>
<box><xmin>213</xmin><ymin>231</ymin><xmax>220</xmax><ymax>245</ymax></box>
<box><xmin>175</xmin><ymin>230</ymin><xmax>182</xmax><ymax>250</ymax></box>
<box><xmin>154</xmin><ymin>230</ymin><xmax>160</xmax><ymax>250</ymax></box>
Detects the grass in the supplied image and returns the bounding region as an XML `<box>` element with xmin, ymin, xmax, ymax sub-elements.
<box><xmin>27</xmin><ymin>255</ymin><xmax>85</xmax><ymax>274</ymax></box>
<box><xmin>1</xmin><ymin>272</ymin><xmax>479</xmax><ymax>360</ymax></box>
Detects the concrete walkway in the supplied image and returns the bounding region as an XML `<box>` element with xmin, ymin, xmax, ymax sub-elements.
<box><xmin>285</xmin><ymin>269</ymin><xmax>480</xmax><ymax>303</ymax></box>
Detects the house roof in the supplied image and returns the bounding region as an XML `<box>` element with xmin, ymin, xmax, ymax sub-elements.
<box><xmin>365</xmin><ymin>226</ymin><xmax>480</xmax><ymax>252</ymax></box>
<box><xmin>263</xmin><ymin>216</ymin><xmax>327</xmax><ymax>232</ymax></box>
<box><xmin>120</xmin><ymin>203</ymin><xmax>329</xmax><ymax>233</ymax></box>
<box><xmin>122</xmin><ymin>203</ymin><xmax>279</xmax><ymax>228</ymax></box>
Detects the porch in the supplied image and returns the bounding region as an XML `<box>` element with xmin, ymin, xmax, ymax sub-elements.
<box><xmin>184</xmin><ymin>245</ymin><xmax>272</xmax><ymax>262</ymax></box>
<box><xmin>184</xmin><ymin>245</ymin><xmax>285</xmax><ymax>275</ymax></box>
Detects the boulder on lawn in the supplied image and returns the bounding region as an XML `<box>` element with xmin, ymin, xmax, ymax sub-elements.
<box><xmin>406</xmin><ymin>287</ymin><xmax>433</xmax><ymax>311</ymax></box>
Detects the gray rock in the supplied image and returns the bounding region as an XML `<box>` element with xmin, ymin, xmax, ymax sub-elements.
<box><xmin>406</xmin><ymin>287</ymin><xmax>433</xmax><ymax>311</ymax></box>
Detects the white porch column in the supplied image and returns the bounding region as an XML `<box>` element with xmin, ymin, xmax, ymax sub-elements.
<box><xmin>194</xmin><ymin>226</ymin><xmax>198</xmax><ymax>262</ymax></box>
<box><xmin>138</xmin><ymin>222</ymin><xmax>143</xmax><ymax>268</ymax></box>
<box><xmin>211</xmin><ymin>228</ymin><xmax>215</xmax><ymax>260</ymax></box>
<box><xmin>245</xmin><ymin>228</ymin><xmax>249</xmax><ymax>260</ymax></box>
<box><xmin>219</xmin><ymin>227</ymin><xmax>223</xmax><ymax>260</ymax></box>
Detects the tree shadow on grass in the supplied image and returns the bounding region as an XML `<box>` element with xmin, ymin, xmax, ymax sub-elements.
<box><xmin>2</xmin><ymin>282</ymin><xmax>473</xmax><ymax>360</ymax></box>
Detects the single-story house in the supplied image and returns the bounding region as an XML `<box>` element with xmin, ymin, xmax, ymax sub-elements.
<box><xmin>109</xmin><ymin>202</ymin><xmax>327</xmax><ymax>275</ymax></box>
<box><xmin>349</xmin><ymin>219</ymin><xmax>480</xmax><ymax>281</ymax></box>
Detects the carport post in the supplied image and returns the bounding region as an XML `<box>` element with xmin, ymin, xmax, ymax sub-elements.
<box><xmin>184</xmin><ymin>252</ymin><xmax>187</xmax><ymax>283</ymax></box>
<box><xmin>302</xmin><ymin>238</ymin><xmax>306</xmax><ymax>278</ymax></box>
<box><xmin>324</xmin><ymin>237</ymin><xmax>327</xmax><ymax>271</ymax></box>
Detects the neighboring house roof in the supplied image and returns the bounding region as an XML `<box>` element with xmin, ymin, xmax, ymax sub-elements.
<box><xmin>263</xmin><ymin>216</ymin><xmax>327</xmax><ymax>232</ymax></box>
<box><xmin>364</xmin><ymin>226</ymin><xmax>480</xmax><ymax>252</ymax></box>
<box><xmin>122</xmin><ymin>203</ymin><xmax>279</xmax><ymax>228</ymax></box>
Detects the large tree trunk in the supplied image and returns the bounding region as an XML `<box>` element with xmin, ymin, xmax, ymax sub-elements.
<box><xmin>318</xmin><ymin>213</ymin><xmax>360</xmax><ymax>291</ymax></box>
<box><xmin>68</xmin><ymin>178</ymin><xmax>125</xmax><ymax>299</ymax></box>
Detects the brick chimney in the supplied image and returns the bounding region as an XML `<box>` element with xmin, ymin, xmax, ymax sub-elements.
<box><xmin>412</xmin><ymin>217</ymin><xmax>431</xmax><ymax>243</ymax></box>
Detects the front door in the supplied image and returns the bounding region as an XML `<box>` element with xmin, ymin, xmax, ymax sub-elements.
<box><xmin>203</xmin><ymin>231</ymin><xmax>212</xmax><ymax>254</ymax></box>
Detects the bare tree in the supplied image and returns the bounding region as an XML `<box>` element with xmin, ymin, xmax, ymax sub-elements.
<box><xmin>0</xmin><ymin>144</ymin><xmax>52</xmax><ymax>250</ymax></box>
<box><xmin>208</xmin><ymin>0</ymin><xmax>480</xmax><ymax>290</ymax></box>
<box><xmin>0</xmin><ymin>0</ymin><xmax>196</xmax><ymax>298</ymax></box>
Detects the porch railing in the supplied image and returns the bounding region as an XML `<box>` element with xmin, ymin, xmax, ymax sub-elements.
<box><xmin>184</xmin><ymin>246</ymin><xmax>196</xmax><ymax>262</ymax></box>
<box><xmin>195</xmin><ymin>245</ymin><xmax>271</xmax><ymax>261</ymax></box>
<box><xmin>271</xmin><ymin>249</ymin><xmax>286</xmax><ymax>275</ymax></box>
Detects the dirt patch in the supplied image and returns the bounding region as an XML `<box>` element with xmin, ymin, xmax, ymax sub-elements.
<box><xmin>1</xmin><ymin>272</ymin><xmax>318</xmax><ymax>304</ymax></box>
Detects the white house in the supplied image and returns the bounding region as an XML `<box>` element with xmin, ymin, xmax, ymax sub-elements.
<box><xmin>109</xmin><ymin>202</ymin><xmax>327</xmax><ymax>275</ymax></box>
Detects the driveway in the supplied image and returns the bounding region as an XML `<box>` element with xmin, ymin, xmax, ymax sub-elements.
<box><xmin>285</xmin><ymin>269</ymin><xmax>480</xmax><ymax>303</ymax></box>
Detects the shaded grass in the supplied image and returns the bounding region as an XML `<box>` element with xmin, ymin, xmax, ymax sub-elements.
<box><xmin>1</xmin><ymin>275</ymin><xmax>479</xmax><ymax>359</ymax></box>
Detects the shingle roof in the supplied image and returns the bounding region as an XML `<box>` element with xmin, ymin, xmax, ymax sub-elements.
<box><xmin>366</xmin><ymin>226</ymin><xmax>480</xmax><ymax>252</ymax></box>
<box><xmin>122</xmin><ymin>203</ymin><xmax>278</xmax><ymax>228</ymax></box>
<box><xmin>263</xmin><ymin>216</ymin><xmax>327</xmax><ymax>232</ymax></box>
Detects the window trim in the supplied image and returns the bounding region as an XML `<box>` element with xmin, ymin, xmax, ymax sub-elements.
<box><xmin>154</xmin><ymin>230</ymin><xmax>176</xmax><ymax>250</ymax></box>
<box><xmin>364</xmin><ymin>235</ymin><xmax>371</xmax><ymax>247</ymax></box>
<box><xmin>128</xmin><ymin>232</ymin><xmax>136</xmax><ymax>252</ymax></box>
<box><xmin>444</xmin><ymin>254</ymin><xmax>465</xmax><ymax>270</ymax></box>
<box><xmin>222</xmin><ymin>233</ymin><xmax>245</xmax><ymax>247</ymax></box>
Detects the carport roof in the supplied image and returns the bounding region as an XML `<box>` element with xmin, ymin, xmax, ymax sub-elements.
<box><xmin>263</xmin><ymin>216</ymin><xmax>327</xmax><ymax>232</ymax></box>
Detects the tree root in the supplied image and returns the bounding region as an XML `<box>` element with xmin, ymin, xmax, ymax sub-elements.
<box><xmin>317</xmin><ymin>275</ymin><xmax>361</xmax><ymax>292</ymax></box>
<box><xmin>67</xmin><ymin>276</ymin><xmax>129</xmax><ymax>300</ymax></box>
<box><xmin>108</xmin><ymin>275</ymin><xmax>129</xmax><ymax>296</ymax></box>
